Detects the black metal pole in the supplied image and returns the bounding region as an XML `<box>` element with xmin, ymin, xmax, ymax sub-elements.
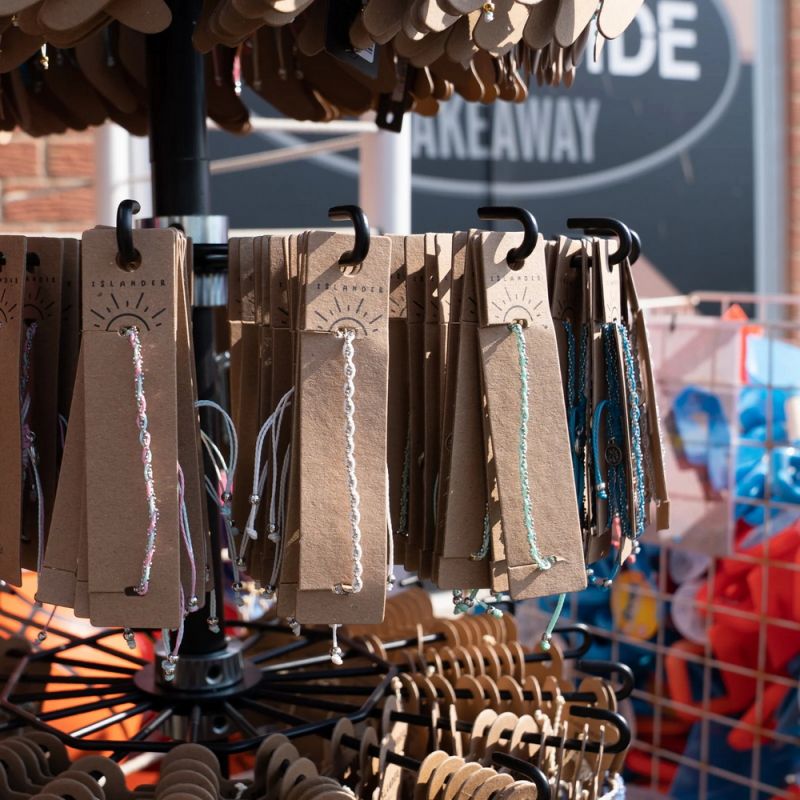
<box><xmin>146</xmin><ymin>0</ymin><xmax>210</xmax><ymax>217</ymax></box>
<box><xmin>146</xmin><ymin>0</ymin><xmax>226</xmax><ymax>655</ymax></box>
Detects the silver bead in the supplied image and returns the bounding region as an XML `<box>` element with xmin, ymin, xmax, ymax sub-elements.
<box><xmin>249</xmin><ymin>494</ymin><xmax>260</xmax><ymax>504</ymax></box>
<box><xmin>330</xmin><ymin>646</ymin><xmax>344</xmax><ymax>666</ymax></box>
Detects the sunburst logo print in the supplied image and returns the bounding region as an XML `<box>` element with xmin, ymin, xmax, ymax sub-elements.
<box><xmin>313</xmin><ymin>296</ymin><xmax>384</xmax><ymax>336</ymax></box>
<box><xmin>0</xmin><ymin>287</ymin><xmax>18</xmax><ymax>327</ymax></box>
<box><xmin>23</xmin><ymin>284</ymin><xmax>56</xmax><ymax>325</ymax></box>
<box><xmin>90</xmin><ymin>292</ymin><xmax>167</xmax><ymax>332</ymax></box>
<box><xmin>492</xmin><ymin>284</ymin><xmax>547</xmax><ymax>325</ymax></box>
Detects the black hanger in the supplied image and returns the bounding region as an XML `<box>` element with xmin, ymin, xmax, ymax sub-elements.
<box><xmin>328</xmin><ymin>205</ymin><xmax>370</xmax><ymax>267</ymax></box>
<box><xmin>260</xmin><ymin>655</ymin><xmax>630</xmax><ymax>707</ymax></box>
<box><xmin>258</xmin><ymin>623</ymin><xmax>594</xmax><ymax>678</ymax></box>
<box><xmin>576</xmin><ymin>659</ymin><xmax>635</xmax><ymax>702</ymax></box>
<box><xmin>567</xmin><ymin>218</ymin><xmax>633</xmax><ymax>268</ymax></box>
<box><xmin>491</xmin><ymin>752</ymin><xmax>551</xmax><ymax>798</ymax></box>
<box><xmin>115</xmin><ymin>199</ymin><xmax>141</xmax><ymax>270</ymax></box>
<box><xmin>630</xmin><ymin>229</ymin><xmax>642</xmax><ymax>264</ymax></box>
<box><xmin>478</xmin><ymin>206</ymin><xmax>539</xmax><ymax>268</ymax></box>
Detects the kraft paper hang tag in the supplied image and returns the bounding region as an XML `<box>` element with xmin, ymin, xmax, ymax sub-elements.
<box><xmin>471</xmin><ymin>233</ymin><xmax>510</xmax><ymax>594</ymax></box>
<box><xmin>0</xmin><ymin>236</ymin><xmax>27</xmax><ymax>585</ymax></box>
<box><xmin>277</xmin><ymin>234</ymin><xmax>304</xmax><ymax>618</ymax></box>
<box><xmin>554</xmin><ymin>0</ymin><xmax>596</xmax><ymax>47</ymax></box>
<box><xmin>611</xmin><ymin>322</ymin><xmax>637</xmax><ymax>546</ymax></box>
<box><xmin>294</xmin><ymin>232</ymin><xmax>391</xmax><ymax>624</ymax></box>
<box><xmin>596</xmin><ymin>240</ymin><xmax>636</xmax><ymax>547</ymax></box>
<box><xmin>20</xmin><ymin>237</ymin><xmax>63</xmax><ymax>572</ymax></box>
<box><xmin>403</xmin><ymin>234</ymin><xmax>426</xmax><ymax>571</ymax></box>
<box><xmin>598</xmin><ymin>0</ymin><xmax>643</xmax><ymax>40</ymax></box>
<box><xmin>420</xmin><ymin>233</ymin><xmax>445</xmax><ymax>578</ymax></box>
<box><xmin>435</xmin><ymin>234</ymin><xmax>454</xmax><ymax>413</ymax></box>
<box><xmin>522</xmin><ymin>0</ymin><xmax>558</xmax><ymax>49</ymax></box>
<box><xmin>254</xmin><ymin>237</ymin><xmax>276</xmax><ymax>581</ymax></box>
<box><xmin>257</xmin><ymin>235</ymin><xmax>274</xmax><ymax>462</ymax></box>
<box><xmin>477</xmin><ymin>232</ymin><xmax>586</xmax><ymax>599</ymax></box>
<box><xmin>176</xmin><ymin>248</ymin><xmax>208</xmax><ymax>601</ymax></box>
<box><xmin>387</xmin><ymin>236</ymin><xmax>409</xmax><ymax>566</ymax></box>
<box><xmin>105</xmin><ymin>0</ymin><xmax>172</xmax><ymax>33</ymax></box>
<box><xmin>623</xmin><ymin>261</ymin><xmax>669</xmax><ymax>531</ymax></box>
<box><xmin>414</xmin><ymin>0</ymin><xmax>459</xmax><ymax>33</ymax></box>
<box><xmin>550</xmin><ymin>236</ymin><xmax>585</xmax><ymax>401</ymax></box>
<box><xmin>74</xmin><ymin>413</ymin><xmax>91</xmax><ymax>618</ymax></box>
<box><xmin>58</xmin><ymin>239</ymin><xmax>81</xmax><ymax>424</ymax></box>
<box><xmin>445</xmin><ymin>13</ymin><xmax>480</xmax><ymax>67</ymax></box>
<box><xmin>585</xmin><ymin>238</ymin><xmax>609</xmax><ymax>564</ymax></box>
<box><xmin>246</xmin><ymin>237</ymin><xmax>267</xmax><ymax>579</ymax></box>
<box><xmin>433</xmin><ymin>231</ymin><xmax>463</xmax><ymax>566</ymax></box>
<box><xmin>228</xmin><ymin>237</ymin><xmax>243</xmax><ymax>449</ymax></box>
<box><xmin>74</xmin><ymin>31</ymin><xmax>140</xmax><ymax>115</ymax></box>
<box><xmin>363</xmin><ymin>0</ymin><xmax>405</xmax><ymax>43</ymax></box>
<box><xmin>262</xmin><ymin>235</ymin><xmax>295</xmax><ymax>589</ymax></box>
<box><xmin>435</xmin><ymin>232</ymin><xmax>490</xmax><ymax>590</ymax></box>
<box><xmin>81</xmin><ymin>227</ymin><xmax>182</xmax><ymax>629</ymax></box>
<box><xmin>551</xmin><ymin>237</ymin><xmax>593</xmax><ymax>540</ymax></box>
<box><xmin>473</xmin><ymin>0</ymin><xmax>528</xmax><ymax>56</ymax></box>
<box><xmin>36</xmin><ymin>351</ymin><xmax>85</xmax><ymax>608</ymax></box>
<box><xmin>36</xmin><ymin>0</ymin><xmax>111</xmax><ymax>33</ymax></box>
<box><xmin>485</xmin><ymin>388</ymin><xmax>509</xmax><ymax>594</ymax></box>
<box><xmin>586</xmin><ymin>238</ymin><xmax>623</xmax><ymax>563</ymax></box>
<box><xmin>232</xmin><ymin>238</ymin><xmax>261</xmax><ymax>556</ymax></box>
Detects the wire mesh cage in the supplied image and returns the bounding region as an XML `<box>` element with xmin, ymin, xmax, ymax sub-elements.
<box><xmin>520</xmin><ymin>293</ymin><xmax>800</xmax><ymax>800</ymax></box>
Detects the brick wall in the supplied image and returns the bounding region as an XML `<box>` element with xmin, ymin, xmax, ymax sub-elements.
<box><xmin>0</xmin><ymin>130</ymin><xmax>95</xmax><ymax>233</ymax></box>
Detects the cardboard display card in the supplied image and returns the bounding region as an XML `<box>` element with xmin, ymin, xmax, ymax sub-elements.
<box><xmin>21</xmin><ymin>238</ymin><xmax>64</xmax><ymax>572</ymax></box>
<box><xmin>403</xmin><ymin>235</ymin><xmax>426</xmax><ymax>571</ymax></box>
<box><xmin>387</xmin><ymin>236</ymin><xmax>409</xmax><ymax>566</ymax></box>
<box><xmin>176</xmin><ymin>252</ymin><xmax>208</xmax><ymax>603</ymax></box>
<box><xmin>435</xmin><ymin>233</ymin><xmax>490</xmax><ymax>590</ymax></box>
<box><xmin>294</xmin><ymin>232</ymin><xmax>391</xmax><ymax>624</ymax></box>
<box><xmin>477</xmin><ymin>232</ymin><xmax>586</xmax><ymax>599</ymax></box>
<box><xmin>623</xmin><ymin>262</ymin><xmax>670</xmax><ymax>531</ymax></box>
<box><xmin>58</xmin><ymin>239</ymin><xmax>81</xmax><ymax>423</ymax></box>
<box><xmin>37</xmin><ymin>351</ymin><xmax>86</xmax><ymax>607</ymax></box>
<box><xmin>420</xmin><ymin>233</ymin><xmax>444</xmax><ymax>578</ymax></box>
<box><xmin>0</xmin><ymin>237</ymin><xmax>27</xmax><ymax>585</ymax></box>
<box><xmin>81</xmin><ymin>228</ymin><xmax>182</xmax><ymax>629</ymax></box>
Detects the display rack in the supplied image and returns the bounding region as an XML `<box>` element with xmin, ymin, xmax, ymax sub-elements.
<box><xmin>0</xmin><ymin>1</ymin><xmax>648</xmax><ymax>783</ymax></box>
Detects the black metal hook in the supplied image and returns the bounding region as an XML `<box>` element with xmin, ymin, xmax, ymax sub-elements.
<box><xmin>328</xmin><ymin>205</ymin><xmax>370</xmax><ymax>267</ymax></box>
<box><xmin>491</xmin><ymin>752</ymin><xmax>551</xmax><ymax>798</ymax></box>
<box><xmin>525</xmin><ymin>623</ymin><xmax>593</xmax><ymax>663</ymax></box>
<box><xmin>569</xmin><ymin>704</ymin><xmax>632</xmax><ymax>753</ymax></box>
<box><xmin>630</xmin><ymin>229</ymin><xmax>642</xmax><ymax>264</ymax></box>
<box><xmin>576</xmin><ymin>659</ymin><xmax>635</xmax><ymax>701</ymax></box>
<box><xmin>478</xmin><ymin>206</ymin><xmax>539</xmax><ymax>269</ymax></box>
<box><xmin>115</xmin><ymin>199</ymin><xmax>141</xmax><ymax>270</ymax></box>
<box><xmin>567</xmin><ymin>217</ymin><xmax>633</xmax><ymax>267</ymax></box>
